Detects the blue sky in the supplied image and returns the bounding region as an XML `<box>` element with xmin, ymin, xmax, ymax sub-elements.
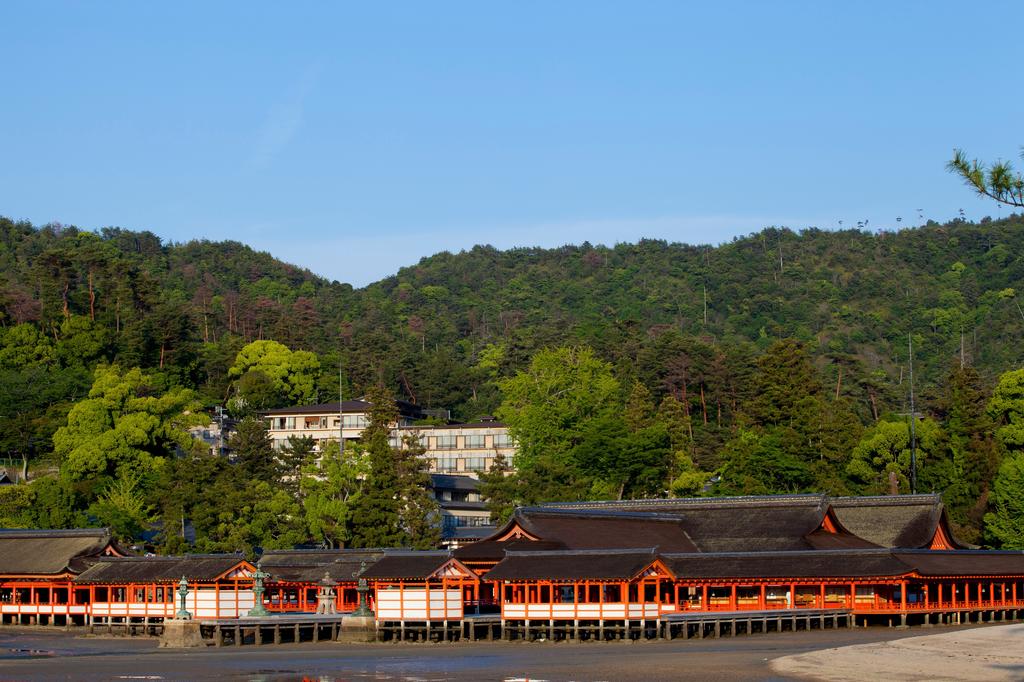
<box><xmin>2</xmin><ymin>2</ymin><xmax>1022</xmax><ymax>286</ymax></box>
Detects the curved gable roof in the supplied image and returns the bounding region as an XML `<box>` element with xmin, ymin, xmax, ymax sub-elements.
<box><xmin>831</xmin><ymin>495</ymin><xmax>970</xmax><ymax>549</ymax></box>
<box><xmin>540</xmin><ymin>495</ymin><xmax>850</xmax><ymax>552</ymax></box>
<box><xmin>74</xmin><ymin>555</ymin><xmax>253</xmax><ymax>583</ymax></box>
<box><xmin>485</xmin><ymin>549</ymin><xmax>665</xmax><ymax>582</ymax></box>
<box><xmin>509</xmin><ymin>508</ymin><xmax>699</xmax><ymax>553</ymax></box>
<box><xmin>0</xmin><ymin>528</ymin><xmax>120</xmax><ymax>576</ymax></box>
<box><xmin>258</xmin><ymin>549</ymin><xmax>385</xmax><ymax>583</ymax></box>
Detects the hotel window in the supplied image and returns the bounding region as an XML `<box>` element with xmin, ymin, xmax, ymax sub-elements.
<box><xmin>436</xmin><ymin>457</ymin><xmax>460</xmax><ymax>472</ymax></box>
<box><xmin>273</xmin><ymin>417</ymin><xmax>297</xmax><ymax>430</ymax></box>
<box><xmin>342</xmin><ymin>415</ymin><xmax>368</xmax><ymax>428</ymax></box>
<box><xmin>493</xmin><ymin>433</ymin><xmax>512</xmax><ymax>448</ymax></box>
<box><xmin>465</xmin><ymin>456</ymin><xmax>488</xmax><ymax>472</ymax></box>
<box><xmin>436</xmin><ymin>435</ymin><xmax>457</xmax><ymax>450</ymax></box>
<box><xmin>464</xmin><ymin>434</ymin><xmax>485</xmax><ymax>449</ymax></box>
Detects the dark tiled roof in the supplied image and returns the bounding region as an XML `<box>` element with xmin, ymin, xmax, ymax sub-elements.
<box><xmin>511</xmin><ymin>509</ymin><xmax>699</xmax><ymax>553</ymax></box>
<box><xmin>454</xmin><ymin>538</ymin><xmax>566</xmax><ymax>561</ymax></box>
<box><xmin>485</xmin><ymin>549</ymin><xmax>660</xmax><ymax>582</ymax></box>
<box><xmin>262</xmin><ymin>399</ymin><xmax>423</xmax><ymax>418</ymax></box>
<box><xmin>358</xmin><ymin>551</ymin><xmax>461</xmax><ymax>580</ymax></box>
<box><xmin>74</xmin><ymin>555</ymin><xmax>249</xmax><ymax>583</ymax></box>
<box><xmin>430</xmin><ymin>474</ymin><xmax>481</xmax><ymax>492</ymax></box>
<box><xmin>545</xmin><ymin>494</ymin><xmax>828</xmax><ymax>513</ymax></box>
<box><xmin>895</xmin><ymin>550</ymin><xmax>1024</xmax><ymax>577</ymax></box>
<box><xmin>399</xmin><ymin>420</ymin><xmax>507</xmax><ymax>430</ymax></box>
<box><xmin>448</xmin><ymin>526</ymin><xmax>496</xmax><ymax>540</ymax></box>
<box><xmin>803</xmin><ymin>529</ymin><xmax>881</xmax><ymax>550</ymax></box>
<box><xmin>662</xmin><ymin>550</ymin><xmax>911</xmax><ymax>580</ymax></box>
<box><xmin>831</xmin><ymin>495</ymin><xmax>957</xmax><ymax>549</ymax></box>
<box><xmin>0</xmin><ymin>528</ymin><xmax>117</xmax><ymax>576</ymax></box>
<box><xmin>678</xmin><ymin>503</ymin><xmax>828</xmax><ymax>553</ymax></box>
<box><xmin>532</xmin><ymin>501</ymin><xmax>840</xmax><ymax>553</ymax></box>
<box><xmin>540</xmin><ymin>496</ymin><xmax>832</xmax><ymax>552</ymax></box>
<box><xmin>258</xmin><ymin>549</ymin><xmax>385</xmax><ymax>583</ymax></box>
<box><xmin>541</xmin><ymin>494</ymin><xmax>962</xmax><ymax>551</ymax></box>
<box><xmin>440</xmin><ymin>500</ymin><xmax>489</xmax><ymax>512</ymax></box>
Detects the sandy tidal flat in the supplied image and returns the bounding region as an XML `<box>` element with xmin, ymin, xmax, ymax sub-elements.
<box><xmin>772</xmin><ymin>623</ymin><xmax>1024</xmax><ymax>682</ymax></box>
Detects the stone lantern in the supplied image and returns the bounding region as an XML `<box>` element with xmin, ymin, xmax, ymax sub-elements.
<box><xmin>352</xmin><ymin>560</ymin><xmax>373</xmax><ymax>617</ymax></box>
<box><xmin>174</xmin><ymin>576</ymin><xmax>192</xmax><ymax>620</ymax></box>
<box><xmin>315</xmin><ymin>572</ymin><xmax>338</xmax><ymax>615</ymax></box>
<box><xmin>246</xmin><ymin>563</ymin><xmax>271</xmax><ymax>617</ymax></box>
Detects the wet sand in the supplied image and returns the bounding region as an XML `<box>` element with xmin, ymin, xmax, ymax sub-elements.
<box><xmin>0</xmin><ymin>625</ymin><xmax>944</xmax><ymax>681</ymax></box>
<box><xmin>772</xmin><ymin>622</ymin><xmax>1024</xmax><ymax>682</ymax></box>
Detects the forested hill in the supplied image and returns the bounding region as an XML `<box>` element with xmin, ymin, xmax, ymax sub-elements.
<box><xmin>4</xmin><ymin>214</ymin><xmax>1023</xmax><ymax>415</ymax></box>
<box><xmin>4</xmin><ymin>213</ymin><xmax>1024</xmax><ymax>545</ymax></box>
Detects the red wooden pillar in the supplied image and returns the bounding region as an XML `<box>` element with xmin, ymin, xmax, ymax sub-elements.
<box><xmin>900</xmin><ymin>581</ymin><xmax>907</xmax><ymax>612</ymax></box>
<box><xmin>759</xmin><ymin>584</ymin><xmax>766</xmax><ymax>610</ymax></box>
<box><xmin>729</xmin><ymin>584</ymin><xmax>736</xmax><ymax>611</ymax></box>
<box><xmin>819</xmin><ymin>583</ymin><xmax>825</xmax><ymax>608</ymax></box>
<box><xmin>789</xmin><ymin>583</ymin><xmax>796</xmax><ymax>609</ymax></box>
<box><xmin>701</xmin><ymin>585</ymin><xmax>708</xmax><ymax>611</ymax></box>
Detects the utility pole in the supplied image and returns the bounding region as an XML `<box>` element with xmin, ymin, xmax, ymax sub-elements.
<box><xmin>908</xmin><ymin>333</ymin><xmax>917</xmax><ymax>495</ymax></box>
<box><xmin>339</xmin><ymin>363</ymin><xmax>345</xmax><ymax>458</ymax></box>
<box><xmin>703</xmin><ymin>283</ymin><xmax>708</xmax><ymax>326</ymax></box>
<box><xmin>214</xmin><ymin>405</ymin><xmax>225</xmax><ymax>455</ymax></box>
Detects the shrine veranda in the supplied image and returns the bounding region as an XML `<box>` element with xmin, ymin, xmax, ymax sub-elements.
<box><xmin>4</xmin><ymin>493</ymin><xmax>1024</xmax><ymax>641</ymax></box>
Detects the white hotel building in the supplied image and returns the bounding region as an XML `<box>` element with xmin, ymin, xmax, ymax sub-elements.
<box><xmin>261</xmin><ymin>400</ymin><xmax>516</xmax><ymax>475</ymax></box>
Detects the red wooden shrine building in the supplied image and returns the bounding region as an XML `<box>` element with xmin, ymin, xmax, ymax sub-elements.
<box><xmin>4</xmin><ymin>494</ymin><xmax>1024</xmax><ymax>632</ymax></box>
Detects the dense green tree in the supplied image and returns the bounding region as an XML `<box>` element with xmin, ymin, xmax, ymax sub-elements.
<box><xmin>194</xmin><ymin>480</ymin><xmax>305</xmax><ymax>558</ymax></box>
<box><xmin>496</xmin><ymin>345</ymin><xmax>620</xmax><ymax>468</ymax></box>
<box><xmin>347</xmin><ymin>389</ymin><xmax>405</xmax><ymax>547</ymax></box>
<box><xmin>301</xmin><ymin>440</ymin><xmax>369</xmax><ymax>548</ymax></box>
<box><xmin>925</xmin><ymin>365</ymin><xmax>998</xmax><ymax>542</ymax></box>
<box><xmin>6</xmin><ymin>212</ymin><xmax>1024</xmax><ymax>545</ymax></box>
<box><xmin>847</xmin><ymin>418</ymin><xmax>944</xmax><ymax>494</ymax></box>
<box><xmin>571</xmin><ymin>416</ymin><xmax>673</xmax><ymax>499</ymax></box>
<box><xmin>348</xmin><ymin>386</ymin><xmax>440</xmax><ymax>549</ymax></box>
<box><xmin>228</xmin><ymin>417</ymin><xmax>280</xmax><ymax>482</ymax></box>
<box><xmin>949</xmin><ymin>148</ymin><xmax>1024</xmax><ymax>207</ymax></box>
<box><xmin>988</xmin><ymin>368</ymin><xmax>1024</xmax><ymax>452</ymax></box>
<box><xmin>747</xmin><ymin>340</ymin><xmax>821</xmax><ymax>427</ymax></box>
<box><xmin>280</xmin><ymin>435</ymin><xmax>316</xmax><ymax>492</ymax></box>
<box><xmin>88</xmin><ymin>472</ymin><xmax>153</xmax><ymax>543</ymax></box>
<box><xmin>0</xmin><ymin>323</ymin><xmax>55</xmax><ymax>368</ymax></box>
<box><xmin>228</xmin><ymin>340</ymin><xmax>321</xmax><ymax>408</ymax></box>
<box><xmin>715</xmin><ymin>429</ymin><xmax>811</xmax><ymax>495</ymax></box>
<box><xmin>55</xmin><ymin>315</ymin><xmax>112</xmax><ymax>368</ymax></box>
<box><xmin>624</xmin><ymin>382</ymin><xmax>656</xmax><ymax>432</ymax></box>
<box><xmin>53</xmin><ymin>365</ymin><xmax>204</xmax><ymax>485</ymax></box>
<box><xmin>984</xmin><ymin>452</ymin><xmax>1024</xmax><ymax>549</ymax></box>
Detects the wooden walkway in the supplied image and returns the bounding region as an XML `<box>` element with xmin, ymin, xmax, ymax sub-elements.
<box><xmin>203</xmin><ymin>614</ymin><xmax>347</xmax><ymax>646</ymax></box>
<box><xmin>661</xmin><ymin>608</ymin><xmax>853</xmax><ymax>639</ymax></box>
